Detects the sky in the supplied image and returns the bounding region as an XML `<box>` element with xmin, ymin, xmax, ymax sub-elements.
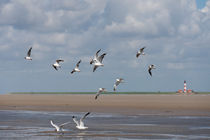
<box><xmin>0</xmin><ymin>0</ymin><xmax>210</xmax><ymax>94</ymax></box>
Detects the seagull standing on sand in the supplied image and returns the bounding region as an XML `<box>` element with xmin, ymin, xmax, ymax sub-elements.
<box><xmin>148</xmin><ymin>64</ymin><xmax>155</xmax><ymax>76</ymax></box>
<box><xmin>24</xmin><ymin>47</ymin><xmax>32</xmax><ymax>60</ymax></box>
<box><xmin>90</xmin><ymin>49</ymin><xmax>106</xmax><ymax>72</ymax></box>
<box><xmin>50</xmin><ymin>120</ymin><xmax>70</xmax><ymax>132</ymax></box>
<box><xmin>71</xmin><ymin>60</ymin><xmax>81</xmax><ymax>74</ymax></box>
<box><xmin>95</xmin><ymin>88</ymin><xmax>106</xmax><ymax>100</ymax></box>
<box><xmin>136</xmin><ymin>46</ymin><xmax>146</xmax><ymax>58</ymax></box>
<box><xmin>72</xmin><ymin>112</ymin><xmax>90</xmax><ymax>130</ymax></box>
<box><xmin>52</xmin><ymin>59</ymin><xmax>64</xmax><ymax>71</ymax></box>
<box><xmin>113</xmin><ymin>78</ymin><xmax>124</xmax><ymax>91</ymax></box>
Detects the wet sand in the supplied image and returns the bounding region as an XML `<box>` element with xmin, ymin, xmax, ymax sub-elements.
<box><xmin>0</xmin><ymin>110</ymin><xmax>210</xmax><ymax>139</ymax></box>
<box><xmin>0</xmin><ymin>94</ymin><xmax>210</xmax><ymax>115</ymax></box>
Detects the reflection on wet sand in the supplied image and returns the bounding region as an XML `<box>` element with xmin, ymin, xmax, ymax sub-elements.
<box><xmin>0</xmin><ymin>110</ymin><xmax>210</xmax><ymax>139</ymax></box>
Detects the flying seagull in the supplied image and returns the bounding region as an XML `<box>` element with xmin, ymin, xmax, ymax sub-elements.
<box><xmin>24</xmin><ymin>47</ymin><xmax>32</xmax><ymax>60</ymax></box>
<box><xmin>72</xmin><ymin>112</ymin><xmax>90</xmax><ymax>130</ymax></box>
<box><xmin>136</xmin><ymin>46</ymin><xmax>146</xmax><ymax>58</ymax></box>
<box><xmin>71</xmin><ymin>60</ymin><xmax>81</xmax><ymax>74</ymax></box>
<box><xmin>90</xmin><ymin>49</ymin><xmax>106</xmax><ymax>72</ymax></box>
<box><xmin>113</xmin><ymin>78</ymin><xmax>124</xmax><ymax>91</ymax></box>
<box><xmin>148</xmin><ymin>64</ymin><xmax>155</xmax><ymax>76</ymax></box>
<box><xmin>90</xmin><ymin>49</ymin><xmax>101</xmax><ymax>64</ymax></box>
<box><xmin>50</xmin><ymin>120</ymin><xmax>70</xmax><ymax>132</ymax></box>
<box><xmin>93</xmin><ymin>54</ymin><xmax>106</xmax><ymax>72</ymax></box>
<box><xmin>95</xmin><ymin>88</ymin><xmax>106</xmax><ymax>100</ymax></box>
<box><xmin>52</xmin><ymin>59</ymin><xmax>64</xmax><ymax>71</ymax></box>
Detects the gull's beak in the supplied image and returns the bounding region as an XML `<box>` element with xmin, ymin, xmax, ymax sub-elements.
<box><xmin>90</xmin><ymin>59</ymin><xmax>93</xmax><ymax>64</ymax></box>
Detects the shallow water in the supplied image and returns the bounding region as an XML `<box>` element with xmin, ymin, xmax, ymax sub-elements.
<box><xmin>0</xmin><ymin>110</ymin><xmax>210</xmax><ymax>140</ymax></box>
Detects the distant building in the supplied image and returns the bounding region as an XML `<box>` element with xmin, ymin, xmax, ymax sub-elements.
<box><xmin>176</xmin><ymin>80</ymin><xmax>194</xmax><ymax>94</ymax></box>
<box><xmin>177</xmin><ymin>89</ymin><xmax>183</xmax><ymax>93</ymax></box>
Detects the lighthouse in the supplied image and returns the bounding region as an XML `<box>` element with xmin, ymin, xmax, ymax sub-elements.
<box><xmin>177</xmin><ymin>80</ymin><xmax>194</xmax><ymax>94</ymax></box>
<box><xmin>184</xmin><ymin>80</ymin><xmax>187</xmax><ymax>93</ymax></box>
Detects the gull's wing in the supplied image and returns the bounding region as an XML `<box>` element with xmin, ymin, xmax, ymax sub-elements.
<box><xmin>148</xmin><ymin>68</ymin><xmax>152</xmax><ymax>76</ymax></box>
<box><xmin>80</xmin><ymin>121</ymin><xmax>85</xmax><ymax>127</ymax></box>
<box><xmin>72</xmin><ymin>116</ymin><xmax>79</xmax><ymax>126</ymax></box>
<box><xmin>52</xmin><ymin>65</ymin><xmax>58</xmax><ymax>71</ymax></box>
<box><xmin>56</xmin><ymin>59</ymin><xmax>64</xmax><ymax>63</ymax></box>
<box><xmin>50</xmin><ymin>120</ymin><xmax>59</xmax><ymax>130</ymax></box>
<box><xmin>80</xmin><ymin>112</ymin><xmax>90</xmax><ymax>122</ymax></box>
<box><xmin>93</xmin><ymin>65</ymin><xmax>98</xmax><ymax>72</ymax></box>
<box><xmin>119</xmin><ymin>78</ymin><xmax>124</xmax><ymax>81</ymax></box>
<box><xmin>98</xmin><ymin>53</ymin><xmax>106</xmax><ymax>63</ymax></box>
<box><xmin>71</xmin><ymin>70</ymin><xmax>75</xmax><ymax>74</ymax></box>
<box><xmin>95</xmin><ymin>91</ymin><xmax>100</xmax><ymax>100</ymax></box>
<box><xmin>136</xmin><ymin>52</ymin><xmax>140</xmax><ymax>58</ymax></box>
<box><xmin>140</xmin><ymin>47</ymin><xmax>146</xmax><ymax>52</ymax></box>
<box><xmin>95</xmin><ymin>49</ymin><xmax>101</xmax><ymax>58</ymax></box>
<box><xmin>113</xmin><ymin>84</ymin><xmax>117</xmax><ymax>91</ymax></box>
<box><xmin>76</xmin><ymin>60</ymin><xmax>81</xmax><ymax>67</ymax></box>
<box><xmin>115</xmin><ymin>81</ymin><xmax>120</xmax><ymax>86</ymax></box>
<box><xmin>59</xmin><ymin>121</ymin><xmax>70</xmax><ymax>128</ymax></box>
<box><xmin>27</xmin><ymin>47</ymin><xmax>32</xmax><ymax>57</ymax></box>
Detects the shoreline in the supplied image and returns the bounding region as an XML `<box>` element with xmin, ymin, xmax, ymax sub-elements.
<box><xmin>0</xmin><ymin>94</ymin><xmax>210</xmax><ymax>116</ymax></box>
<box><xmin>8</xmin><ymin>91</ymin><xmax>180</xmax><ymax>94</ymax></box>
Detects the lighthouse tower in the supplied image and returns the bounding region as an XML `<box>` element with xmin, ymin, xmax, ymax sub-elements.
<box><xmin>184</xmin><ymin>80</ymin><xmax>187</xmax><ymax>93</ymax></box>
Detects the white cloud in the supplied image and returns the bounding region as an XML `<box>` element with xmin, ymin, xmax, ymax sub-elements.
<box><xmin>105</xmin><ymin>15</ymin><xmax>158</xmax><ymax>36</ymax></box>
<box><xmin>167</xmin><ymin>63</ymin><xmax>185</xmax><ymax>70</ymax></box>
<box><xmin>0</xmin><ymin>0</ymin><xmax>210</xmax><ymax>93</ymax></box>
<box><xmin>167</xmin><ymin>62</ymin><xmax>196</xmax><ymax>70</ymax></box>
<box><xmin>178</xmin><ymin>23</ymin><xmax>201</xmax><ymax>36</ymax></box>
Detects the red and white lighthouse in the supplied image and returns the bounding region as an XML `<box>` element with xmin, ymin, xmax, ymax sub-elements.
<box><xmin>184</xmin><ymin>80</ymin><xmax>187</xmax><ymax>93</ymax></box>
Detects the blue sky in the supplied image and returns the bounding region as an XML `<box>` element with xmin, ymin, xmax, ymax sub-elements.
<box><xmin>0</xmin><ymin>0</ymin><xmax>210</xmax><ymax>94</ymax></box>
<box><xmin>196</xmin><ymin>0</ymin><xmax>207</xmax><ymax>9</ymax></box>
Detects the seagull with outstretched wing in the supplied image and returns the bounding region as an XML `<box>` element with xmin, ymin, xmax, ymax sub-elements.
<box><xmin>50</xmin><ymin>120</ymin><xmax>70</xmax><ymax>132</ymax></box>
<box><xmin>95</xmin><ymin>88</ymin><xmax>106</xmax><ymax>100</ymax></box>
<box><xmin>52</xmin><ymin>59</ymin><xmax>64</xmax><ymax>71</ymax></box>
<box><xmin>72</xmin><ymin>112</ymin><xmax>90</xmax><ymax>130</ymax></box>
<box><xmin>24</xmin><ymin>47</ymin><xmax>32</xmax><ymax>60</ymax></box>
<box><xmin>148</xmin><ymin>64</ymin><xmax>155</xmax><ymax>76</ymax></box>
<box><xmin>92</xmin><ymin>52</ymin><xmax>106</xmax><ymax>72</ymax></box>
<box><xmin>71</xmin><ymin>60</ymin><xmax>81</xmax><ymax>74</ymax></box>
<box><xmin>113</xmin><ymin>78</ymin><xmax>124</xmax><ymax>91</ymax></box>
<box><xmin>136</xmin><ymin>46</ymin><xmax>146</xmax><ymax>58</ymax></box>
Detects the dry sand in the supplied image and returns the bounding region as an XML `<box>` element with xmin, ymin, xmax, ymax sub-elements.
<box><xmin>0</xmin><ymin>94</ymin><xmax>210</xmax><ymax>115</ymax></box>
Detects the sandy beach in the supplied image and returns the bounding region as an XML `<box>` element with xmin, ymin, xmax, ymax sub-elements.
<box><xmin>1</xmin><ymin>94</ymin><xmax>210</xmax><ymax>139</ymax></box>
<box><xmin>0</xmin><ymin>94</ymin><xmax>210</xmax><ymax>115</ymax></box>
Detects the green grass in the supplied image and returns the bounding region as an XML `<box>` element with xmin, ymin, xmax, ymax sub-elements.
<box><xmin>9</xmin><ymin>92</ymin><xmax>210</xmax><ymax>94</ymax></box>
